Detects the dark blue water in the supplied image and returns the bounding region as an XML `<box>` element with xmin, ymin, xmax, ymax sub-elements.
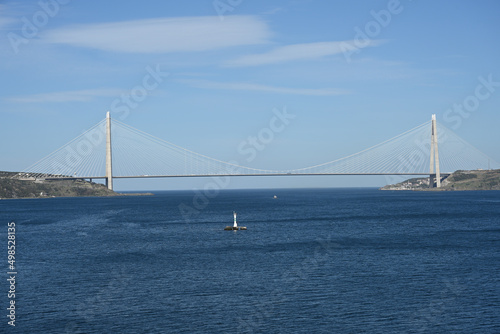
<box><xmin>1</xmin><ymin>188</ymin><xmax>499</xmax><ymax>333</ymax></box>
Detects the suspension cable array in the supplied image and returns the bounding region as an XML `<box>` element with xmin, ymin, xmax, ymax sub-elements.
<box><xmin>20</xmin><ymin>115</ymin><xmax>500</xmax><ymax>182</ymax></box>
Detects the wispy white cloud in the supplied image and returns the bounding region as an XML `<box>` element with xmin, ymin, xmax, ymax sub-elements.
<box><xmin>226</xmin><ymin>40</ymin><xmax>385</xmax><ymax>67</ymax></box>
<box><xmin>262</xmin><ymin>7</ymin><xmax>285</xmax><ymax>15</ymax></box>
<box><xmin>180</xmin><ymin>79</ymin><xmax>349</xmax><ymax>96</ymax></box>
<box><xmin>0</xmin><ymin>4</ymin><xmax>16</xmax><ymax>29</ymax></box>
<box><xmin>0</xmin><ymin>17</ymin><xmax>16</xmax><ymax>29</ymax></box>
<box><xmin>5</xmin><ymin>89</ymin><xmax>123</xmax><ymax>103</ymax></box>
<box><xmin>41</xmin><ymin>16</ymin><xmax>271</xmax><ymax>53</ymax></box>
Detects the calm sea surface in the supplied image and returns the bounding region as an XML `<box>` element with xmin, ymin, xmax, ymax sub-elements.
<box><xmin>1</xmin><ymin>188</ymin><xmax>499</xmax><ymax>333</ymax></box>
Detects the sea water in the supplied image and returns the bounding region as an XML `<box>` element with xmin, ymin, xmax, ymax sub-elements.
<box><xmin>1</xmin><ymin>188</ymin><xmax>499</xmax><ymax>333</ymax></box>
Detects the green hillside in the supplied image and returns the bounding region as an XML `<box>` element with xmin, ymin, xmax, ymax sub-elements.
<box><xmin>381</xmin><ymin>169</ymin><xmax>500</xmax><ymax>191</ymax></box>
<box><xmin>0</xmin><ymin>172</ymin><xmax>117</xmax><ymax>199</ymax></box>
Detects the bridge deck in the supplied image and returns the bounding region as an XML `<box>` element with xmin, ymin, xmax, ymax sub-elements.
<box><xmin>42</xmin><ymin>173</ymin><xmax>450</xmax><ymax>181</ymax></box>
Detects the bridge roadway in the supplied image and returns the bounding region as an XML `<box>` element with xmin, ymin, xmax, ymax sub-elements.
<box><xmin>43</xmin><ymin>172</ymin><xmax>451</xmax><ymax>181</ymax></box>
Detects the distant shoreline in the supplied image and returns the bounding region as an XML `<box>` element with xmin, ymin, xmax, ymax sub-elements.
<box><xmin>0</xmin><ymin>171</ymin><xmax>154</xmax><ymax>199</ymax></box>
<box><xmin>380</xmin><ymin>169</ymin><xmax>500</xmax><ymax>191</ymax></box>
<box><xmin>0</xmin><ymin>192</ymin><xmax>154</xmax><ymax>200</ymax></box>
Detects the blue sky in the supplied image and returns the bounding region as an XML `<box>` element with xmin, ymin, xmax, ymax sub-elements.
<box><xmin>1</xmin><ymin>0</ymin><xmax>499</xmax><ymax>190</ymax></box>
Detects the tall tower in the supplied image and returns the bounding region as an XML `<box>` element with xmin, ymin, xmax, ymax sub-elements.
<box><xmin>429</xmin><ymin>114</ymin><xmax>441</xmax><ymax>188</ymax></box>
<box><xmin>105</xmin><ymin>111</ymin><xmax>113</xmax><ymax>190</ymax></box>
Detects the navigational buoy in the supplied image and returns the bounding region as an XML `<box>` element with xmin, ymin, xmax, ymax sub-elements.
<box><xmin>224</xmin><ymin>211</ymin><xmax>247</xmax><ymax>230</ymax></box>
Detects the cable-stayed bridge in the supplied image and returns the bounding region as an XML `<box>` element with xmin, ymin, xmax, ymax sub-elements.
<box><xmin>20</xmin><ymin>113</ymin><xmax>499</xmax><ymax>190</ymax></box>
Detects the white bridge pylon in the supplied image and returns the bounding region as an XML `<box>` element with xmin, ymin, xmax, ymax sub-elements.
<box><xmin>21</xmin><ymin>114</ymin><xmax>499</xmax><ymax>190</ymax></box>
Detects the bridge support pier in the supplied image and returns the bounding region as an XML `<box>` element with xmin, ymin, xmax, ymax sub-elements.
<box><xmin>429</xmin><ymin>174</ymin><xmax>437</xmax><ymax>188</ymax></box>
<box><xmin>105</xmin><ymin>111</ymin><xmax>113</xmax><ymax>190</ymax></box>
<box><xmin>429</xmin><ymin>114</ymin><xmax>441</xmax><ymax>188</ymax></box>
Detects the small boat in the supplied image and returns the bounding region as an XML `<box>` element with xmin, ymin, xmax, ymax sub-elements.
<box><xmin>224</xmin><ymin>211</ymin><xmax>247</xmax><ymax>230</ymax></box>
